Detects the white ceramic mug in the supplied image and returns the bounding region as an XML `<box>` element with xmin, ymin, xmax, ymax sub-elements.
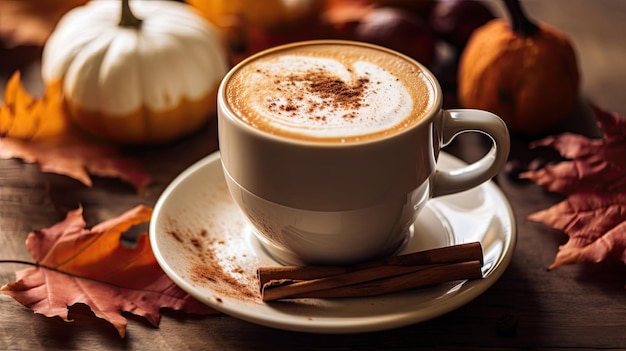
<box><xmin>218</xmin><ymin>40</ymin><xmax>509</xmax><ymax>265</ymax></box>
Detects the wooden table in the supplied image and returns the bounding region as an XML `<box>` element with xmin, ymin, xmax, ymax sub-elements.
<box><xmin>1</xmin><ymin>1</ymin><xmax>624</xmax><ymax>350</ymax></box>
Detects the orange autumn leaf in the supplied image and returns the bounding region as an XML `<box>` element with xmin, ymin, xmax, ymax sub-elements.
<box><xmin>0</xmin><ymin>72</ymin><xmax>152</xmax><ymax>193</ymax></box>
<box><xmin>0</xmin><ymin>205</ymin><xmax>217</xmax><ymax>338</ymax></box>
<box><xmin>0</xmin><ymin>71</ymin><xmax>67</xmax><ymax>139</ymax></box>
<box><xmin>0</xmin><ymin>0</ymin><xmax>87</xmax><ymax>46</ymax></box>
<box><xmin>521</xmin><ymin>104</ymin><xmax>626</xmax><ymax>274</ymax></box>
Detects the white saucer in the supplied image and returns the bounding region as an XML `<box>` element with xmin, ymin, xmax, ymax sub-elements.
<box><xmin>150</xmin><ymin>151</ymin><xmax>516</xmax><ymax>333</ymax></box>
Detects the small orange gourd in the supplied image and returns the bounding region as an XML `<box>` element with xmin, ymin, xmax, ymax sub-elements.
<box><xmin>186</xmin><ymin>0</ymin><xmax>322</xmax><ymax>29</ymax></box>
<box><xmin>458</xmin><ymin>0</ymin><xmax>579</xmax><ymax>135</ymax></box>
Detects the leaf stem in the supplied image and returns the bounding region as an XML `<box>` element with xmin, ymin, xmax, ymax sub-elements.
<box><xmin>0</xmin><ymin>259</ymin><xmax>108</xmax><ymax>285</ymax></box>
<box><xmin>0</xmin><ymin>260</ymin><xmax>40</xmax><ymax>266</ymax></box>
<box><xmin>0</xmin><ymin>260</ymin><xmax>70</xmax><ymax>276</ymax></box>
<box><xmin>119</xmin><ymin>0</ymin><xmax>142</xmax><ymax>28</ymax></box>
<box><xmin>0</xmin><ymin>260</ymin><xmax>165</xmax><ymax>294</ymax></box>
<box><xmin>0</xmin><ymin>260</ymin><xmax>114</xmax><ymax>287</ymax></box>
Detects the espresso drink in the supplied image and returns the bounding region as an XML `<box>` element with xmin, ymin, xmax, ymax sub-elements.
<box><xmin>225</xmin><ymin>42</ymin><xmax>436</xmax><ymax>143</ymax></box>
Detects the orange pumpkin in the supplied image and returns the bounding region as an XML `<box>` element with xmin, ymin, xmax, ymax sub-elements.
<box><xmin>457</xmin><ymin>0</ymin><xmax>579</xmax><ymax>136</ymax></box>
<box><xmin>187</xmin><ymin>0</ymin><xmax>322</xmax><ymax>29</ymax></box>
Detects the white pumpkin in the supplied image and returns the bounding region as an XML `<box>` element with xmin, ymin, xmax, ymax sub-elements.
<box><xmin>42</xmin><ymin>0</ymin><xmax>229</xmax><ymax>144</ymax></box>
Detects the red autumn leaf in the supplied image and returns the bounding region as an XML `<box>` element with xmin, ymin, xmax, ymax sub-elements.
<box><xmin>528</xmin><ymin>193</ymin><xmax>626</xmax><ymax>270</ymax></box>
<box><xmin>0</xmin><ymin>71</ymin><xmax>152</xmax><ymax>193</ymax></box>
<box><xmin>521</xmin><ymin>104</ymin><xmax>626</xmax><ymax>273</ymax></box>
<box><xmin>0</xmin><ymin>205</ymin><xmax>217</xmax><ymax>338</ymax></box>
<box><xmin>521</xmin><ymin>105</ymin><xmax>626</xmax><ymax>195</ymax></box>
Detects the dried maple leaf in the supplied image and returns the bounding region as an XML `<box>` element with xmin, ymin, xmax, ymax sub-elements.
<box><xmin>528</xmin><ymin>193</ymin><xmax>626</xmax><ymax>270</ymax></box>
<box><xmin>521</xmin><ymin>105</ymin><xmax>626</xmax><ymax>195</ymax></box>
<box><xmin>521</xmin><ymin>104</ymin><xmax>626</xmax><ymax>273</ymax></box>
<box><xmin>0</xmin><ymin>205</ymin><xmax>217</xmax><ymax>338</ymax></box>
<box><xmin>0</xmin><ymin>72</ymin><xmax>152</xmax><ymax>193</ymax></box>
<box><xmin>0</xmin><ymin>0</ymin><xmax>87</xmax><ymax>47</ymax></box>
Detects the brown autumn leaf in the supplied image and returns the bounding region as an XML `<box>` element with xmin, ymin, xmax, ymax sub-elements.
<box><xmin>521</xmin><ymin>105</ymin><xmax>626</xmax><ymax>194</ymax></box>
<box><xmin>0</xmin><ymin>71</ymin><xmax>152</xmax><ymax>193</ymax></box>
<box><xmin>527</xmin><ymin>193</ymin><xmax>626</xmax><ymax>270</ymax></box>
<box><xmin>521</xmin><ymin>104</ymin><xmax>626</xmax><ymax>272</ymax></box>
<box><xmin>0</xmin><ymin>205</ymin><xmax>217</xmax><ymax>338</ymax></box>
<box><xmin>0</xmin><ymin>0</ymin><xmax>87</xmax><ymax>47</ymax></box>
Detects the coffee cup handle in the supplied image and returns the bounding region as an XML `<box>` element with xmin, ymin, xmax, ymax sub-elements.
<box><xmin>432</xmin><ymin>109</ymin><xmax>510</xmax><ymax>197</ymax></box>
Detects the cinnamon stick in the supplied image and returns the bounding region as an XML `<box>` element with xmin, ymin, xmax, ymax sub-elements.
<box><xmin>258</xmin><ymin>242</ymin><xmax>483</xmax><ymax>287</ymax></box>
<box><xmin>258</xmin><ymin>242</ymin><xmax>484</xmax><ymax>301</ymax></box>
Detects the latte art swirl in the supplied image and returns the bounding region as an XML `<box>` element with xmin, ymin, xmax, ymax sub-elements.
<box><xmin>225</xmin><ymin>43</ymin><xmax>435</xmax><ymax>143</ymax></box>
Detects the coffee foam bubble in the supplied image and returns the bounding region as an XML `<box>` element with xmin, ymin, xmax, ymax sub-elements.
<box><xmin>226</xmin><ymin>43</ymin><xmax>434</xmax><ymax>142</ymax></box>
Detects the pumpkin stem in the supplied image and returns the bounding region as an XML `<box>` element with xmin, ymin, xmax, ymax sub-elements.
<box><xmin>503</xmin><ymin>0</ymin><xmax>539</xmax><ymax>37</ymax></box>
<box><xmin>119</xmin><ymin>0</ymin><xmax>142</xmax><ymax>28</ymax></box>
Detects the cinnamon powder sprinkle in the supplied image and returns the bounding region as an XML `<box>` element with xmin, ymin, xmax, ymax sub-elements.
<box><xmin>166</xmin><ymin>223</ymin><xmax>259</xmax><ymax>302</ymax></box>
<box><xmin>271</xmin><ymin>68</ymin><xmax>371</xmax><ymax>118</ymax></box>
<box><xmin>190</xmin><ymin>259</ymin><xmax>257</xmax><ymax>300</ymax></box>
<box><xmin>305</xmin><ymin>72</ymin><xmax>369</xmax><ymax>110</ymax></box>
<box><xmin>166</xmin><ymin>230</ymin><xmax>183</xmax><ymax>243</ymax></box>
<box><xmin>190</xmin><ymin>238</ymin><xmax>202</xmax><ymax>249</ymax></box>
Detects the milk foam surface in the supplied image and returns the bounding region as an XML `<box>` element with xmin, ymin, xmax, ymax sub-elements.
<box><xmin>225</xmin><ymin>43</ymin><xmax>434</xmax><ymax>142</ymax></box>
